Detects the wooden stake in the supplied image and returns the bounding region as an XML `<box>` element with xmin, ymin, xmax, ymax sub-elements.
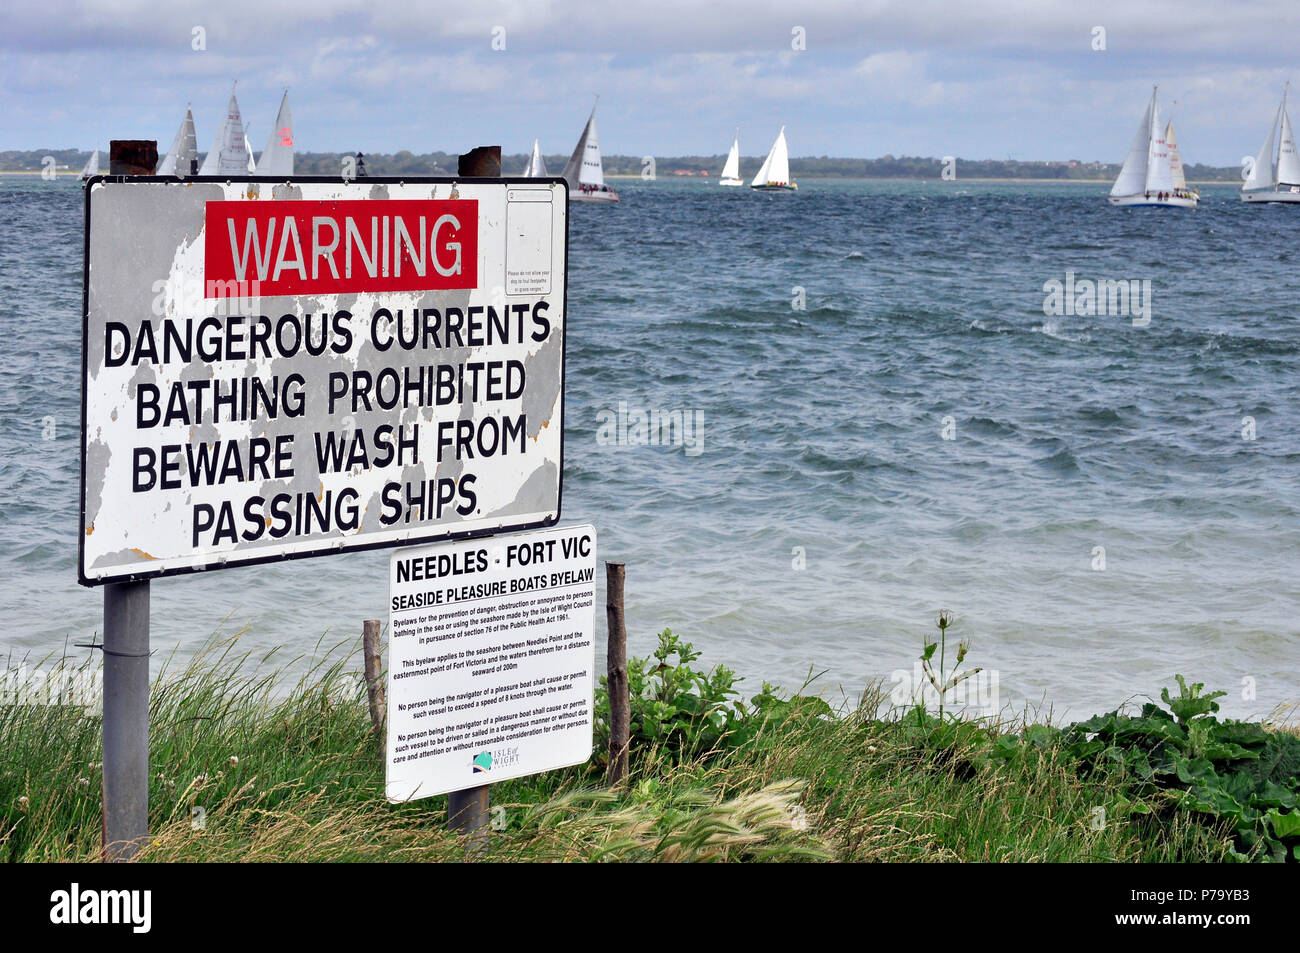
<box><xmin>605</xmin><ymin>561</ymin><xmax>629</xmax><ymax>786</ymax></box>
<box><xmin>446</xmin><ymin>786</ymin><xmax>490</xmax><ymax>842</ymax></box>
<box><xmin>444</xmin><ymin>146</ymin><xmax>501</xmax><ymax>846</ymax></box>
<box><xmin>457</xmin><ymin>146</ymin><xmax>501</xmax><ymax>177</ymax></box>
<box><xmin>108</xmin><ymin>140</ymin><xmax>157</xmax><ymax>176</ymax></box>
<box><xmin>362</xmin><ymin>619</ymin><xmax>385</xmax><ymax>741</ymax></box>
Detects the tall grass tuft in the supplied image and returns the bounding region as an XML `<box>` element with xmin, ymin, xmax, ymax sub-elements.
<box><xmin>0</xmin><ymin>628</ymin><xmax>1269</xmax><ymax>862</ymax></box>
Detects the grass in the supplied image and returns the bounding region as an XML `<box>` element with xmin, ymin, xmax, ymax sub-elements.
<box><xmin>0</xmin><ymin>627</ymin><xmax>1282</xmax><ymax>862</ymax></box>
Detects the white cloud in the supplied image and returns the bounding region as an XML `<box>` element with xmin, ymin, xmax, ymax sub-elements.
<box><xmin>2</xmin><ymin>1</ymin><xmax>1300</xmax><ymax>162</ymax></box>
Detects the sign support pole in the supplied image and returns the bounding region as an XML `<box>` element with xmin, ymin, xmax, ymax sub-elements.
<box><xmin>444</xmin><ymin>144</ymin><xmax>503</xmax><ymax>845</ymax></box>
<box><xmin>101</xmin><ymin>580</ymin><xmax>150</xmax><ymax>860</ymax></box>
<box><xmin>605</xmin><ymin>562</ymin><xmax>629</xmax><ymax>786</ymax></box>
<box><xmin>99</xmin><ymin>139</ymin><xmax>157</xmax><ymax>862</ymax></box>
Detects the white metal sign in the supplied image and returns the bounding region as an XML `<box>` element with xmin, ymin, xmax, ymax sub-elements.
<box><xmin>80</xmin><ymin>176</ymin><xmax>568</xmax><ymax>585</ymax></box>
<box><xmin>385</xmin><ymin>523</ymin><xmax>596</xmax><ymax>802</ymax></box>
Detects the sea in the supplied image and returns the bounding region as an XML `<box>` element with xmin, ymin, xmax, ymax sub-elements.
<box><xmin>1</xmin><ymin>175</ymin><xmax>1297</xmax><ymax>722</ymax></box>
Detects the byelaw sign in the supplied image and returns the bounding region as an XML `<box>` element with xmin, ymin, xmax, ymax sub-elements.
<box><xmin>385</xmin><ymin>524</ymin><xmax>596</xmax><ymax>801</ymax></box>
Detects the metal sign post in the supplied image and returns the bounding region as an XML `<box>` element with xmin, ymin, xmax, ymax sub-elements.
<box><xmin>101</xmin><ymin>580</ymin><xmax>149</xmax><ymax>860</ymax></box>
<box><xmin>99</xmin><ymin>140</ymin><xmax>157</xmax><ymax>861</ymax></box>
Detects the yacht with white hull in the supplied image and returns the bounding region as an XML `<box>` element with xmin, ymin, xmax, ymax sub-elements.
<box><xmin>1241</xmin><ymin>83</ymin><xmax>1300</xmax><ymax>203</ymax></box>
<box><xmin>1108</xmin><ymin>87</ymin><xmax>1198</xmax><ymax>208</ymax></box>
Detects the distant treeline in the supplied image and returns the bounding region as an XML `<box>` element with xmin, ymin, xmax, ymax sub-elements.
<box><xmin>0</xmin><ymin>148</ymin><xmax>1244</xmax><ymax>182</ymax></box>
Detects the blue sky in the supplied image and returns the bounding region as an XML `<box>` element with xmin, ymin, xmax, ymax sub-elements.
<box><xmin>3</xmin><ymin>1</ymin><xmax>1299</xmax><ymax>165</ymax></box>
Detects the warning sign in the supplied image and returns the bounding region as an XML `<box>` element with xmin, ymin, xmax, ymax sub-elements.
<box><xmin>79</xmin><ymin>177</ymin><xmax>568</xmax><ymax>585</ymax></box>
<box><xmin>385</xmin><ymin>523</ymin><xmax>596</xmax><ymax>802</ymax></box>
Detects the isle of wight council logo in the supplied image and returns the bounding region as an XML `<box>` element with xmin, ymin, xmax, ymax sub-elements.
<box><xmin>472</xmin><ymin>751</ymin><xmax>493</xmax><ymax>773</ymax></box>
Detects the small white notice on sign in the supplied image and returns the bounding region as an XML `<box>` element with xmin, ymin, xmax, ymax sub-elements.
<box><xmin>505</xmin><ymin>188</ymin><xmax>554</xmax><ymax>296</ymax></box>
<box><xmin>385</xmin><ymin>523</ymin><xmax>597</xmax><ymax>802</ymax></box>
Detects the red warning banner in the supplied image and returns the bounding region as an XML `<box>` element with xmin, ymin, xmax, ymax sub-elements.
<box><xmin>204</xmin><ymin>199</ymin><xmax>478</xmax><ymax>297</ymax></box>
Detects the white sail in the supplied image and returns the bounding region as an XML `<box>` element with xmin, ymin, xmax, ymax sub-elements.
<box><xmin>259</xmin><ymin>91</ymin><xmax>294</xmax><ymax>177</ymax></box>
<box><xmin>720</xmin><ymin>135</ymin><xmax>740</xmax><ymax>183</ymax></box>
<box><xmin>562</xmin><ymin>104</ymin><xmax>605</xmax><ymax>188</ymax></box>
<box><xmin>1166</xmin><ymin>121</ymin><xmax>1186</xmax><ymax>190</ymax></box>
<box><xmin>79</xmin><ymin>149</ymin><xmax>100</xmax><ymax>179</ymax></box>
<box><xmin>1111</xmin><ymin>92</ymin><xmax>1153</xmax><ymax>197</ymax></box>
<box><xmin>769</xmin><ymin>129</ymin><xmax>791</xmax><ymax>185</ymax></box>
<box><xmin>244</xmin><ymin>133</ymin><xmax>256</xmax><ymax>172</ymax></box>
<box><xmin>1144</xmin><ymin>99</ymin><xmax>1174</xmax><ymax>194</ymax></box>
<box><xmin>199</xmin><ymin>87</ymin><xmax>251</xmax><ymax>176</ymax></box>
<box><xmin>752</xmin><ymin>127</ymin><xmax>790</xmax><ymax>186</ymax></box>
<box><xmin>523</xmin><ymin>139</ymin><xmax>548</xmax><ymax>177</ymax></box>
<box><xmin>198</xmin><ymin>127</ymin><xmax>219</xmax><ymax>175</ymax></box>
<box><xmin>750</xmin><ymin>146</ymin><xmax>772</xmax><ymax>186</ymax></box>
<box><xmin>1244</xmin><ymin>104</ymin><xmax>1280</xmax><ymax>191</ymax></box>
<box><xmin>1278</xmin><ymin>104</ymin><xmax>1300</xmax><ymax>186</ymax></box>
<box><xmin>157</xmin><ymin>108</ymin><xmax>199</xmax><ymax>176</ymax></box>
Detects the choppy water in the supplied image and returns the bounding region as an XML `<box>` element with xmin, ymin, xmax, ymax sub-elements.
<box><xmin>1</xmin><ymin>175</ymin><xmax>1297</xmax><ymax>721</ymax></box>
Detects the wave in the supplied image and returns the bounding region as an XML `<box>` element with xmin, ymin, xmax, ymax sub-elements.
<box><xmin>962</xmin><ymin>416</ymin><xmax>1019</xmax><ymax>437</ymax></box>
<box><xmin>1035</xmin><ymin>445</ymin><xmax>1083</xmax><ymax>476</ymax></box>
<box><xmin>1074</xmin><ymin>405</ymin><xmax>1129</xmax><ymax>425</ymax></box>
<box><xmin>1180</xmin><ymin>329</ymin><xmax>1297</xmax><ymax>357</ymax></box>
<box><xmin>1031</xmin><ymin>320</ymin><xmax>1092</xmax><ymax>343</ymax></box>
<box><xmin>794</xmin><ymin>445</ymin><xmax>899</xmax><ymax>475</ymax></box>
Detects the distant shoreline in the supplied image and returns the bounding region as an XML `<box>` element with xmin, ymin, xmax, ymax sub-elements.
<box><xmin>0</xmin><ymin>171</ymin><xmax>1237</xmax><ymax>187</ymax></box>
<box><xmin>611</xmin><ymin>174</ymin><xmax>1237</xmax><ymax>185</ymax></box>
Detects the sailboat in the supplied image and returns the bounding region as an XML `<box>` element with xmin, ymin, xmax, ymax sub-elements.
<box><xmin>562</xmin><ymin>101</ymin><xmax>619</xmax><ymax>203</ymax></box>
<box><xmin>1108</xmin><ymin>86</ymin><xmax>1197</xmax><ymax>208</ymax></box>
<box><xmin>199</xmin><ymin>84</ymin><xmax>252</xmax><ymax>176</ymax></box>
<box><xmin>751</xmin><ymin>126</ymin><xmax>796</xmax><ymax>191</ymax></box>
<box><xmin>523</xmin><ymin>139</ymin><xmax>549</xmax><ymax>177</ymax></box>
<box><xmin>79</xmin><ymin>149</ymin><xmax>100</xmax><ymax>180</ymax></box>
<box><xmin>1241</xmin><ymin>83</ymin><xmax>1300</xmax><ymax>203</ymax></box>
<box><xmin>157</xmin><ymin>107</ymin><xmax>199</xmax><ymax>177</ymax></box>
<box><xmin>719</xmin><ymin>131</ymin><xmax>742</xmax><ymax>186</ymax></box>
<box><xmin>257</xmin><ymin>90</ymin><xmax>294</xmax><ymax>177</ymax></box>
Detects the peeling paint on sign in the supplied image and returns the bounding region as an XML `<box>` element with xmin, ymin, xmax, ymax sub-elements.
<box><xmin>80</xmin><ymin>177</ymin><xmax>568</xmax><ymax>585</ymax></box>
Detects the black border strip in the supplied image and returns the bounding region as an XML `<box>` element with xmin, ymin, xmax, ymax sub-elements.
<box><xmin>79</xmin><ymin>174</ymin><xmax>570</xmax><ymax>587</ymax></box>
